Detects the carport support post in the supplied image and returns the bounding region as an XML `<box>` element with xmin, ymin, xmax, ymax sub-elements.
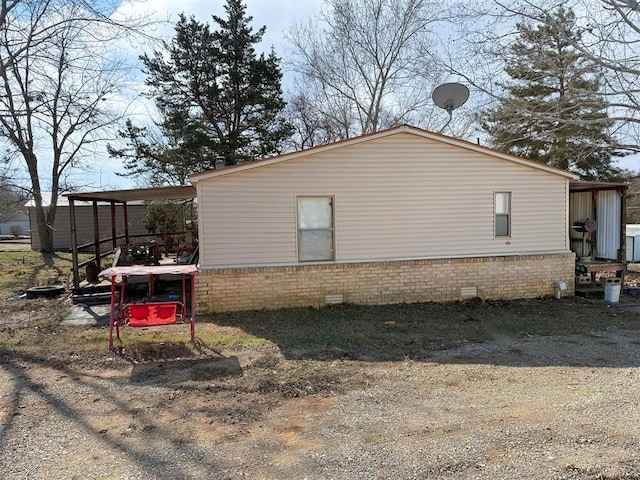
<box><xmin>92</xmin><ymin>200</ymin><xmax>101</xmax><ymax>270</ymax></box>
<box><xmin>620</xmin><ymin>186</ymin><xmax>627</xmax><ymax>262</ymax></box>
<box><xmin>123</xmin><ymin>202</ymin><xmax>130</xmax><ymax>245</ymax></box>
<box><xmin>190</xmin><ymin>273</ymin><xmax>196</xmax><ymax>344</ymax></box>
<box><xmin>69</xmin><ymin>197</ymin><xmax>80</xmax><ymax>289</ymax></box>
<box><xmin>110</xmin><ymin>201</ymin><xmax>117</xmax><ymax>251</ymax></box>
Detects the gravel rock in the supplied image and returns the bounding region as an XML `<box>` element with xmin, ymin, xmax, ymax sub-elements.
<box><xmin>2</xmin><ymin>327</ymin><xmax>640</xmax><ymax>479</ymax></box>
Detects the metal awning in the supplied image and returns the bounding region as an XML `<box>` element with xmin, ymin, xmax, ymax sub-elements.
<box><xmin>570</xmin><ymin>180</ymin><xmax>628</xmax><ymax>192</ymax></box>
<box><xmin>65</xmin><ymin>185</ymin><xmax>197</xmax><ymax>289</ymax></box>
<box><xmin>64</xmin><ymin>185</ymin><xmax>196</xmax><ymax>203</ymax></box>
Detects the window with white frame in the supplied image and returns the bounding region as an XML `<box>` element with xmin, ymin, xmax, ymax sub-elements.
<box><xmin>495</xmin><ymin>192</ymin><xmax>511</xmax><ymax>237</ymax></box>
<box><xmin>297</xmin><ymin>196</ymin><xmax>334</xmax><ymax>261</ymax></box>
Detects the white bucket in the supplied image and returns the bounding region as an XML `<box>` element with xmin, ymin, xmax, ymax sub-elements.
<box><xmin>604</xmin><ymin>284</ymin><xmax>621</xmax><ymax>303</ymax></box>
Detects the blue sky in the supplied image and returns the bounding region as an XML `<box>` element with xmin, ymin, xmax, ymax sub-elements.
<box><xmin>85</xmin><ymin>0</ymin><xmax>640</xmax><ymax>190</ymax></box>
<box><xmin>90</xmin><ymin>0</ymin><xmax>324</xmax><ymax>190</ymax></box>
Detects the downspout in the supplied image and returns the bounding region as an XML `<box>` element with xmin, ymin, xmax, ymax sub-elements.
<box><xmin>566</xmin><ymin>180</ymin><xmax>570</xmax><ymax>252</ymax></box>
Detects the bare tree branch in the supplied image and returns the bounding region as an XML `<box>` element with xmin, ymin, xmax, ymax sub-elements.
<box><xmin>0</xmin><ymin>0</ymin><xmax>152</xmax><ymax>251</ymax></box>
<box><xmin>285</xmin><ymin>0</ymin><xmax>449</xmax><ymax>144</ymax></box>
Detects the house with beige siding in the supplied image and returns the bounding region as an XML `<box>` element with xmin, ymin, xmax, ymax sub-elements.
<box><xmin>190</xmin><ymin>125</ymin><xmax>579</xmax><ymax>313</ymax></box>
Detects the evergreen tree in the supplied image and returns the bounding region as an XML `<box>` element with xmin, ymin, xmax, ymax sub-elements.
<box><xmin>110</xmin><ymin>0</ymin><xmax>290</xmax><ymax>184</ymax></box>
<box><xmin>481</xmin><ymin>8</ymin><xmax>625</xmax><ymax>181</ymax></box>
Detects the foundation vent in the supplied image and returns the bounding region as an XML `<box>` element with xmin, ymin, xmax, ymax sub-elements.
<box><xmin>325</xmin><ymin>294</ymin><xmax>344</xmax><ymax>305</ymax></box>
<box><xmin>460</xmin><ymin>286</ymin><xmax>478</xmax><ymax>299</ymax></box>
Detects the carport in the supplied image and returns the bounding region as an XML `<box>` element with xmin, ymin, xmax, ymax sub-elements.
<box><xmin>63</xmin><ymin>185</ymin><xmax>196</xmax><ymax>290</ymax></box>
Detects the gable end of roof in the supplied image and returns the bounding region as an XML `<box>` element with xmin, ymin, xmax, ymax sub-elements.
<box><xmin>189</xmin><ymin>125</ymin><xmax>579</xmax><ymax>182</ymax></box>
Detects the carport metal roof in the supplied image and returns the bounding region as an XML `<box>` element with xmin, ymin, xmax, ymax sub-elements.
<box><xmin>569</xmin><ymin>180</ymin><xmax>628</xmax><ymax>192</ymax></box>
<box><xmin>64</xmin><ymin>185</ymin><xmax>196</xmax><ymax>289</ymax></box>
<box><xmin>64</xmin><ymin>185</ymin><xmax>196</xmax><ymax>203</ymax></box>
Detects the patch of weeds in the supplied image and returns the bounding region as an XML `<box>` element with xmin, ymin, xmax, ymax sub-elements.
<box><xmin>120</xmin><ymin>341</ymin><xmax>194</xmax><ymax>362</ymax></box>
<box><xmin>205</xmin><ymin>333</ymin><xmax>269</xmax><ymax>347</ymax></box>
<box><xmin>214</xmin><ymin>400</ymin><xmax>265</xmax><ymax>425</ymax></box>
<box><xmin>87</xmin><ymin>330</ymin><xmax>110</xmax><ymax>343</ymax></box>
<box><xmin>34</xmin><ymin>316</ymin><xmax>65</xmax><ymax>334</ymax></box>
<box><xmin>251</xmin><ymin>351</ymin><xmax>282</xmax><ymax>369</ymax></box>
<box><xmin>257</xmin><ymin>360</ymin><xmax>344</xmax><ymax>398</ymax></box>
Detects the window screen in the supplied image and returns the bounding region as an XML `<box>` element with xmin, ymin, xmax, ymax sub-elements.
<box><xmin>495</xmin><ymin>192</ymin><xmax>511</xmax><ymax>237</ymax></box>
<box><xmin>297</xmin><ymin>197</ymin><xmax>334</xmax><ymax>261</ymax></box>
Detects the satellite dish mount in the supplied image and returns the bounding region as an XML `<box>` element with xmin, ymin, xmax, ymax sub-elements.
<box><xmin>432</xmin><ymin>83</ymin><xmax>470</xmax><ymax>133</ymax></box>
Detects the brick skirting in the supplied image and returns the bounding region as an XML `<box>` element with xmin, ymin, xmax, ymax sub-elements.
<box><xmin>195</xmin><ymin>253</ymin><xmax>576</xmax><ymax>313</ymax></box>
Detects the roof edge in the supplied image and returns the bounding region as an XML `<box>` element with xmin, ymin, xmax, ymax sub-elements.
<box><xmin>189</xmin><ymin>125</ymin><xmax>580</xmax><ymax>182</ymax></box>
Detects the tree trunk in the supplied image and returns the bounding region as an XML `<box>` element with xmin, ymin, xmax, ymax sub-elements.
<box><xmin>29</xmin><ymin>176</ymin><xmax>55</xmax><ymax>253</ymax></box>
<box><xmin>32</xmin><ymin>194</ymin><xmax>54</xmax><ymax>253</ymax></box>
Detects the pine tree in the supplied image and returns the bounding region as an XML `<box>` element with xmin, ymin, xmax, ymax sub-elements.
<box><xmin>110</xmin><ymin>0</ymin><xmax>290</xmax><ymax>184</ymax></box>
<box><xmin>481</xmin><ymin>7</ymin><xmax>625</xmax><ymax>181</ymax></box>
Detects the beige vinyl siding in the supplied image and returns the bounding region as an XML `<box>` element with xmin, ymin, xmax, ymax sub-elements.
<box><xmin>198</xmin><ymin>133</ymin><xmax>570</xmax><ymax>268</ymax></box>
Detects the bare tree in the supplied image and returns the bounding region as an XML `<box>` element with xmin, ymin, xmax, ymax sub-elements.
<box><xmin>285</xmin><ymin>0</ymin><xmax>448</xmax><ymax>145</ymax></box>
<box><xmin>0</xmin><ymin>0</ymin><xmax>148</xmax><ymax>252</ymax></box>
<box><xmin>445</xmin><ymin>0</ymin><xmax>640</xmax><ymax>153</ymax></box>
<box><xmin>283</xmin><ymin>88</ymin><xmax>350</xmax><ymax>150</ymax></box>
<box><xmin>0</xmin><ymin>167</ymin><xmax>29</xmax><ymax>223</ymax></box>
<box><xmin>561</xmin><ymin>0</ymin><xmax>640</xmax><ymax>150</ymax></box>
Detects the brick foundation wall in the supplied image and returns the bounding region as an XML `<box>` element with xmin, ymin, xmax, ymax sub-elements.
<box><xmin>195</xmin><ymin>253</ymin><xmax>576</xmax><ymax>313</ymax></box>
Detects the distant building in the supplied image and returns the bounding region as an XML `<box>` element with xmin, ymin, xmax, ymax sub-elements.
<box><xmin>0</xmin><ymin>210</ymin><xmax>30</xmax><ymax>236</ymax></box>
<box><xmin>27</xmin><ymin>196</ymin><xmax>150</xmax><ymax>251</ymax></box>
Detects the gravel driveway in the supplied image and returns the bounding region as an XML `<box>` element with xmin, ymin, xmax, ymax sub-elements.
<box><xmin>2</xmin><ymin>325</ymin><xmax>640</xmax><ymax>479</ymax></box>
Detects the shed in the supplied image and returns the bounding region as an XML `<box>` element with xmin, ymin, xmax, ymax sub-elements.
<box><xmin>190</xmin><ymin>124</ymin><xmax>579</xmax><ymax>313</ymax></box>
<box><xmin>27</xmin><ymin>196</ymin><xmax>148</xmax><ymax>251</ymax></box>
<box><xmin>0</xmin><ymin>210</ymin><xmax>29</xmax><ymax>236</ymax></box>
<box><xmin>568</xmin><ymin>181</ymin><xmax>627</xmax><ymax>262</ymax></box>
<box><xmin>626</xmin><ymin>225</ymin><xmax>640</xmax><ymax>262</ymax></box>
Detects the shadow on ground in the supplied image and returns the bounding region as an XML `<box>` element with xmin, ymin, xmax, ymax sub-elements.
<box><xmin>129</xmin><ymin>356</ymin><xmax>243</xmax><ymax>382</ymax></box>
<box><xmin>0</xmin><ymin>346</ymin><xmax>225</xmax><ymax>480</ymax></box>
<box><xmin>108</xmin><ymin>339</ymin><xmax>243</xmax><ymax>383</ymax></box>
<box><xmin>207</xmin><ymin>297</ymin><xmax>640</xmax><ymax>368</ymax></box>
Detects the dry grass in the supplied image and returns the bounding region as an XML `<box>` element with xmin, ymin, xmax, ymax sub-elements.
<box><xmin>2</xmin><ymin>250</ymin><xmax>640</xmax><ymax>368</ymax></box>
<box><xmin>2</xmin><ymin>296</ymin><xmax>640</xmax><ymax>370</ymax></box>
<box><xmin>0</xmin><ymin>251</ymin><xmax>92</xmax><ymax>299</ymax></box>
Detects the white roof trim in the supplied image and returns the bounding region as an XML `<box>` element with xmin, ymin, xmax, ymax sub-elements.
<box><xmin>189</xmin><ymin>125</ymin><xmax>580</xmax><ymax>183</ymax></box>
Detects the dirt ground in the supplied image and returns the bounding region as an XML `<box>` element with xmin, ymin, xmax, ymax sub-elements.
<box><xmin>2</xmin><ymin>296</ymin><xmax>640</xmax><ymax>479</ymax></box>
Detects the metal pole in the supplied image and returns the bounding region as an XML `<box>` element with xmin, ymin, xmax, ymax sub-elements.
<box><xmin>92</xmin><ymin>201</ymin><xmax>101</xmax><ymax>270</ymax></box>
<box><xmin>109</xmin><ymin>276</ymin><xmax>116</xmax><ymax>350</ymax></box>
<box><xmin>110</xmin><ymin>201</ymin><xmax>117</xmax><ymax>251</ymax></box>
<box><xmin>69</xmin><ymin>198</ymin><xmax>80</xmax><ymax>289</ymax></box>
<box><xmin>182</xmin><ymin>273</ymin><xmax>187</xmax><ymax>320</ymax></box>
<box><xmin>190</xmin><ymin>273</ymin><xmax>196</xmax><ymax>344</ymax></box>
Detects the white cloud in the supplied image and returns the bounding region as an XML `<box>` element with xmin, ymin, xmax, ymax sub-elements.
<box><xmin>114</xmin><ymin>0</ymin><xmax>323</xmax><ymax>54</ymax></box>
<box><xmin>94</xmin><ymin>0</ymin><xmax>323</xmax><ymax>190</ymax></box>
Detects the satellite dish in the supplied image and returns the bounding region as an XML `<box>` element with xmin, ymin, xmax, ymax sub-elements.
<box><xmin>432</xmin><ymin>82</ymin><xmax>469</xmax><ymax>133</ymax></box>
